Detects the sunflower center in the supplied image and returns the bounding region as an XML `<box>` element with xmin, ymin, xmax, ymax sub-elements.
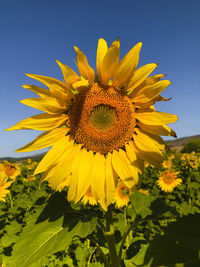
<box><xmin>89</xmin><ymin>104</ymin><xmax>117</xmax><ymax>131</ymax></box>
<box><xmin>69</xmin><ymin>83</ymin><xmax>136</xmax><ymax>154</ymax></box>
<box><xmin>163</xmin><ymin>174</ymin><xmax>174</xmax><ymax>184</ymax></box>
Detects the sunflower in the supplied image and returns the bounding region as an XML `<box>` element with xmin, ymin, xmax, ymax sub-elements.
<box><xmin>162</xmin><ymin>159</ymin><xmax>172</xmax><ymax>169</ymax></box>
<box><xmin>0</xmin><ymin>174</ymin><xmax>12</xmax><ymax>202</ymax></box>
<box><xmin>0</xmin><ymin>161</ymin><xmax>21</xmax><ymax>180</ymax></box>
<box><xmin>157</xmin><ymin>169</ymin><xmax>182</xmax><ymax>193</ymax></box>
<box><xmin>6</xmin><ymin>38</ymin><xmax>177</xmax><ymax>210</ymax></box>
<box><xmin>139</xmin><ymin>188</ymin><xmax>149</xmax><ymax>196</ymax></box>
<box><xmin>114</xmin><ymin>183</ymin><xmax>131</xmax><ymax>208</ymax></box>
<box><xmin>82</xmin><ymin>186</ymin><xmax>97</xmax><ymax>206</ymax></box>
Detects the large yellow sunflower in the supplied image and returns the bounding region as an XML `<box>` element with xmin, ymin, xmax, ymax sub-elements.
<box><xmin>6</xmin><ymin>38</ymin><xmax>178</xmax><ymax>210</ymax></box>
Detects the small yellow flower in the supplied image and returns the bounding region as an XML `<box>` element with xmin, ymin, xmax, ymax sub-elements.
<box><xmin>0</xmin><ymin>175</ymin><xmax>12</xmax><ymax>202</ymax></box>
<box><xmin>157</xmin><ymin>169</ymin><xmax>182</xmax><ymax>193</ymax></box>
<box><xmin>162</xmin><ymin>159</ymin><xmax>172</xmax><ymax>169</ymax></box>
<box><xmin>139</xmin><ymin>188</ymin><xmax>149</xmax><ymax>196</ymax></box>
<box><xmin>27</xmin><ymin>158</ymin><xmax>32</xmax><ymax>164</ymax></box>
<box><xmin>168</xmin><ymin>154</ymin><xmax>175</xmax><ymax>160</ymax></box>
<box><xmin>144</xmin><ymin>161</ymin><xmax>150</xmax><ymax>168</ymax></box>
<box><xmin>114</xmin><ymin>183</ymin><xmax>131</xmax><ymax>208</ymax></box>
<box><xmin>82</xmin><ymin>186</ymin><xmax>97</xmax><ymax>206</ymax></box>
<box><xmin>0</xmin><ymin>161</ymin><xmax>21</xmax><ymax>180</ymax></box>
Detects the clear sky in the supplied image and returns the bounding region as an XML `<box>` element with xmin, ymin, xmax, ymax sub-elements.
<box><xmin>1</xmin><ymin>0</ymin><xmax>200</xmax><ymax>157</ymax></box>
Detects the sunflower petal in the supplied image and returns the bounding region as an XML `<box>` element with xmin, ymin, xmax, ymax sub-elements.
<box><xmin>101</xmin><ymin>38</ymin><xmax>120</xmax><ymax>85</ymax></box>
<box><xmin>127</xmin><ymin>63</ymin><xmax>158</xmax><ymax>93</ymax></box>
<box><xmin>130</xmin><ymin>80</ymin><xmax>171</xmax><ymax>104</ymax></box>
<box><xmin>105</xmin><ymin>153</ymin><xmax>117</xmax><ymax>206</ymax></box>
<box><xmin>112</xmin><ymin>149</ymin><xmax>138</xmax><ymax>188</ymax></box>
<box><xmin>34</xmin><ymin>135</ymin><xmax>73</xmax><ymax>175</ymax></box>
<box><xmin>136</xmin><ymin>111</ymin><xmax>178</xmax><ymax>125</ymax></box>
<box><xmin>72</xmin><ymin>80</ymin><xmax>89</xmax><ymax>91</ymax></box>
<box><xmin>20</xmin><ymin>97</ymin><xmax>66</xmax><ymax>114</ymax></box>
<box><xmin>22</xmin><ymin>84</ymin><xmax>71</xmax><ymax>104</ymax></box>
<box><xmin>91</xmin><ymin>153</ymin><xmax>106</xmax><ymax>203</ymax></box>
<box><xmin>5</xmin><ymin>113</ymin><xmax>68</xmax><ymax>131</ymax></box>
<box><xmin>56</xmin><ymin>60</ymin><xmax>80</xmax><ymax>86</ymax></box>
<box><xmin>113</xmin><ymin>42</ymin><xmax>142</xmax><ymax>88</ymax></box>
<box><xmin>16</xmin><ymin>128</ymin><xmax>68</xmax><ymax>152</ymax></box>
<box><xmin>74</xmin><ymin>46</ymin><xmax>95</xmax><ymax>84</ymax></box>
<box><xmin>74</xmin><ymin>150</ymin><xmax>94</xmax><ymax>203</ymax></box>
<box><xmin>128</xmin><ymin>74</ymin><xmax>165</xmax><ymax>97</ymax></box>
<box><xmin>133</xmin><ymin>131</ymin><xmax>163</xmax><ymax>168</ymax></box>
<box><xmin>48</xmin><ymin>144</ymin><xmax>81</xmax><ymax>193</ymax></box>
<box><xmin>96</xmin><ymin>38</ymin><xmax>108</xmax><ymax>83</ymax></box>
<box><xmin>138</xmin><ymin>122</ymin><xmax>177</xmax><ymax>137</ymax></box>
<box><xmin>25</xmin><ymin>74</ymin><xmax>67</xmax><ymax>93</ymax></box>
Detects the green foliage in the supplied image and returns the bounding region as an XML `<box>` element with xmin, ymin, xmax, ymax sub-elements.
<box><xmin>0</xmin><ymin>151</ymin><xmax>200</xmax><ymax>266</ymax></box>
<box><xmin>181</xmin><ymin>139</ymin><xmax>200</xmax><ymax>153</ymax></box>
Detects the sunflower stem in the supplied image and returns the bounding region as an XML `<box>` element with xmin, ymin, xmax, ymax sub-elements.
<box><xmin>105</xmin><ymin>205</ymin><xmax>119</xmax><ymax>267</ymax></box>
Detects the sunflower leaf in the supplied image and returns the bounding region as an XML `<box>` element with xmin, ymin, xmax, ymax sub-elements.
<box><xmin>126</xmin><ymin>214</ymin><xmax>200</xmax><ymax>266</ymax></box>
<box><xmin>6</xmin><ymin>193</ymin><xmax>98</xmax><ymax>267</ymax></box>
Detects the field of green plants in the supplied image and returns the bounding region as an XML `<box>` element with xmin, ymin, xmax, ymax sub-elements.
<box><xmin>0</xmin><ymin>150</ymin><xmax>200</xmax><ymax>266</ymax></box>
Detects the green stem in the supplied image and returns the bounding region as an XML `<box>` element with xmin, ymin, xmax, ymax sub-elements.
<box><xmin>105</xmin><ymin>206</ymin><xmax>119</xmax><ymax>267</ymax></box>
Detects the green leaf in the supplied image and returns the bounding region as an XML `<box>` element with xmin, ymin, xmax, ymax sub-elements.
<box><xmin>141</xmin><ymin>214</ymin><xmax>200</xmax><ymax>266</ymax></box>
<box><xmin>4</xmin><ymin>220</ymin><xmax>22</xmax><ymax>235</ymax></box>
<box><xmin>6</xmin><ymin>193</ymin><xmax>98</xmax><ymax>267</ymax></box>
<box><xmin>129</xmin><ymin>192</ymin><xmax>154</xmax><ymax>219</ymax></box>
<box><xmin>124</xmin><ymin>244</ymin><xmax>152</xmax><ymax>267</ymax></box>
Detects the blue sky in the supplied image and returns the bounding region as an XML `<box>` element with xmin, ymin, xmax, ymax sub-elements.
<box><xmin>1</xmin><ymin>0</ymin><xmax>200</xmax><ymax>157</ymax></box>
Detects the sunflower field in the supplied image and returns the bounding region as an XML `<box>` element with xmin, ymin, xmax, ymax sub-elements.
<box><xmin>0</xmin><ymin>151</ymin><xmax>200</xmax><ymax>267</ymax></box>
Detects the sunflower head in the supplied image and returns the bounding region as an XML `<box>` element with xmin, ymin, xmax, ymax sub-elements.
<box><xmin>157</xmin><ymin>169</ymin><xmax>182</xmax><ymax>193</ymax></box>
<box><xmin>0</xmin><ymin>174</ymin><xmax>12</xmax><ymax>202</ymax></box>
<box><xmin>114</xmin><ymin>183</ymin><xmax>131</xmax><ymax>208</ymax></box>
<box><xmin>0</xmin><ymin>161</ymin><xmax>21</xmax><ymax>180</ymax></box>
<box><xmin>6</xmin><ymin>38</ymin><xmax>178</xmax><ymax>210</ymax></box>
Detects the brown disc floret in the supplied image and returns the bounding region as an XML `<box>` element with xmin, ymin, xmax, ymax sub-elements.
<box><xmin>69</xmin><ymin>83</ymin><xmax>136</xmax><ymax>154</ymax></box>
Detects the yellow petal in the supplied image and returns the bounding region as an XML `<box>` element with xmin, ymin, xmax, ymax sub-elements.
<box><xmin>146</xmin><ymin>132</ymin><xmax>165</xmax><ymax>150</ymax></box>
<box><xmin>91</xmin><ymin>153</ymin><xmax>106</xmax><ymax>203</ymax></box>
<box><xmin>112</xmin><ymin>149</ymin><xmax>138</xmax><ymax>188</ymax></box>
<box><xmin>133</xmin><ymin>130</ymin><xmax>163</xmax><ymax>168</ymax></box>
<box><xmin>72</xmin><ymin>80</ymin><xmax>89</xmax><ymax>91</ymax></box>
<box><xmin>113</xmin><ymin>42</ymin><xmax>142</xmax><ymax>88</ymax></box>
<box><xmin>25</xmin><ymin>74</ymin><xmax>67</xmax><ymax>93</ymax></box>
<box><xmin>74</xmin><ymin>46</ymin><xmax>95</xmax><ymax>84</ymax></box>
<box><xmin>5</xmin><ymin>113</ymin><xmax>68</xmax><ymax>131</ymax></box>
<box><xmin>128</xmin><ymin>74</ymin><xmax>165</xmax><ymax>98</ymax></box>
<box><xmin>130</xmin><ymin>80</ymin><xmax>171</xmax><ymax>104</ymax></box>
<box><xmin>48</xmin><ymin>144</ymin><xmax>81</xmax><ymax>191</ymax></box>
<box><xmin>138</xmin><ymin>122</ymin><xmax>177</xmax><ymax>137</ymax></box>
<box><xmin>127</xmin><ymin>63</ymin><xmax>158</xmax><ymax>93</ymax></box>
<box><xmin>56</xmin><ymin>60</ymin><xmax>80</xmax><ymax>86</ymax></box>
<box><xmin>136</xmin><ymin>111</ymin><xmax>178</xmax><ymax>125</ymax></box>
<box><xmin>125</xmin><ymin>142</ymin><xmax>137</xmax><ymax>162</ymax></box>
<box><xmin>34</xmin><ymin>135</ymin><xmax>73</xmax><ymax>175</ymax></box>
<box><xmin>22</xmin><ymin>84</ymin><xmax>71</xmax><ymax>105</ymax></box>
<box><xmin>16</xmin><ymin>128</ymin><xmax>68</xmax><ymax>152</ymax></box>
<box><xmin>96</xmin><ymin>38</ymin><xmax>108</xmax><ymax>84</ymax></box>
<box><xmin>20</xmin><ymin>97</ymin><xmax>66</xmax><ymax>114</ymax></box>
<box><xmin>101</xmin><ymin>38</ymin><xmax>120</xmax><ymax>85</ymax></box>
<box><xmin>74</xmin><ymin>150</ymin><xmax>94</xmax><ymax>203</ymax></box>
<box><xmin>105</xmin><ymin>153</ymin><xmax>117</xmax><ymax>206</ymax></box>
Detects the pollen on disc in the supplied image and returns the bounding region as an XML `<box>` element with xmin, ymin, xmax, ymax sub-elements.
<box><xmin>69</xmin><ymin>83</ymin><xmax>136</xmax><ymax>154</ymax></box>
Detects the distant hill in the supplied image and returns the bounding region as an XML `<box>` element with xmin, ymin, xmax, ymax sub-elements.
<box><xmin>166</xmin><ymin>135</ymin><xmax>200</xmax><ymax>151</ymax></box>
<box><xmin>0</xmin><ymin>153</ymin><xmax>46</xmax><ymax>163</ymax></box>
<box><xmin>1</xmin><ymin>134</ymin><xmax>200</xmax><ymax>162</ymax></box>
